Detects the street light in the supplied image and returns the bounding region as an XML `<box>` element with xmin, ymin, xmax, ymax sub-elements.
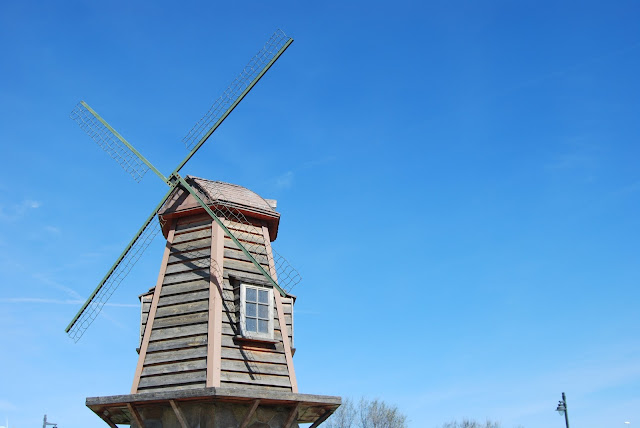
<box><xmin>555</xmin><ymin>392</ymin><xmax>570</xmax><ymax>428</ymax></box>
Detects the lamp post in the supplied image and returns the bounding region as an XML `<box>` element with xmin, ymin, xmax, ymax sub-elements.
<box><xmin>555</xmin><ymin>392</ymin><xmax>570</xmax><ymax>428</ymax></box>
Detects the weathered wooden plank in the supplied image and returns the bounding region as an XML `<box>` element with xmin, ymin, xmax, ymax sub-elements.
<box><xmin>162</xmin><ymin>269</ymin><xmax>210</xmax><ymax>285</ymax></box>
<box><xmin>137</xmin><ymin>382</ymin><xmax>207</xmax><ymax>394</ymax></box>
<box><xmin>155</xmin><ymin>301</ymin><xmax>209</xmax><ymax>318</ymax></box>
<box><xmin>151</xmin><ymin>311</ymin><xmax>209</xmax><ymax>329</ymax></box>
<box><xmin>219</xmin><ymin>381</ymin><xmax>291</xmax><ymax>392</ymax></box>
<box><xmin>171</xmin><ymin>238</ymin><xmax>212</xmax><ymax>253</ymax></box>
<box><xmin>223</xmin><ymin>269</ymin><xmax>268</xmax><ymax>285</ymax></box>
<box><xmin>220</xmin><ymin>371</ymin><xmax>291</xmax><ymax>387</ymax></box>
<box><xmin>172</xmin><ymin>228</ymin><xmax>211</xmax><ymax>244</ymax></box>
<box><xmin>141</xmin><ymin>359</ymin><xmax>207</xmax><ymax>377</ymax></box>
<box><xmin>144</xmin><ymin>346</ymin><xmax>208</xmax><ymax>365</ymax></box>
<box><xmin>157</xmin><ymin>290</ymin><xmax>209</xmax><ymax>308</ymax></box>
<box><xmin>138</xmin><ymin>370</ymin><xmax>207</xmax><ymax>388</ymax></box>
<box><xmin>160</xmin><ymin>279</ymin><xmax>210</xmax><ymax>297</ymax></box>
<box><xmin>222</xmin><ymin>359</ymin><xmax>289</xmax><ymax>376</ymax></box>
<box><xmin>221</xmin><ymin>346</ymin><xmax>287</xmax><ymax>364</ymax></box>
<box><xmin>165</xmin><ymin>258</ymin><xmax>210</xmax><ymax>275</ymax></box>
<box><xmin>224</xmin><ymin>258</ymin><xmax>269</xmax><ymax>276</ymax></box>
<box><xmin>147</xmin><ymin>334</ymin><xmax>208</xmax><ymax>353</ymax></box>
<box><xmin>175</xmin><ymin>216</ymin><xmax>211</xmax><ymax>231</ymax></box>
<box><xmin>224</xmin><ymin>247</ymin><xmax>269</xmax><ymax>265</ymax></box>
<box><xmin>168</xmin><ymin>248</ymin><xmax>211</xmax><ymax>264</ymax></box>
<box><xmin>150</xmin><ymin>323</ymin><xmax>209</xmax><ymax>341</ymax></box>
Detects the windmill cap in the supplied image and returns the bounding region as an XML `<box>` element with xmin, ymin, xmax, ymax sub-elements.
<box><xmin>158</xmin><ymin>176</ymin><xmax>281</xmax><ymax>241</ymax></box>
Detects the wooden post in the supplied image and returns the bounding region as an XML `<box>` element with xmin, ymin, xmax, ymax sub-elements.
<box><xmin>131</xmin><ymin>220</ymin><xmax>176</xmax><ymax>393</ymax></box>
<box><xmin>206</xmin><ymin>221</ymin><xmax>224</xmax><ymax>387</ymax></box>
<box><xmin>262</xmin><ymin>226</ymin><xmax>298</xmax><ymax>393</ymax></box>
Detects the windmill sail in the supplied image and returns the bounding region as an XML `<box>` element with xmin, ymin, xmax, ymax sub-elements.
<box><xmin>65</xmin><ymin>187</ymin><xmax>175</xmax><ymax>341</ymax></box>
<box><xmin>71</xmin><ymin>102</ymin><xmax>151</xmax><ymax>183</ymax></box>
<box><xmin>181</xmin><ymin>29</ymin><xmax>292</xmax><ymax>153</ymax></box>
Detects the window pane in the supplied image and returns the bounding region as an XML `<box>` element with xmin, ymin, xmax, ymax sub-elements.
<box><xmin>258</xmin><ymin>319</ymin><xmax>268</xmax><ymax>333</ymax></box>
<box><xmin>258</xmin><ymin>289</ymin><xmax>269</xmax><ymax>303</ymax></box>
<box><xmin>246</xmin><ymin>318</ymin><xmax>257</xmax><ymax>332</ymax></box>
<box><xmin>246</xmin><ymin>303</ymin><xmax>257</xmax><ymax>317</ymax></box>
<box><xmin>258</xmin><ymin>304</ymin><xmax>268</xmax><ymax>319</ymax></box>
<box><xmin>246</xmin><ymin>288</ymin><xmax>257</xmax><ymax>302</ymax></box>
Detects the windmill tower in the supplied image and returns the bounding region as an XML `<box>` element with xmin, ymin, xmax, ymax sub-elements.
<box><xmin>67</xmin><ymin>30</ymin><xmax>340</xmax><ymax>428</ymax></box>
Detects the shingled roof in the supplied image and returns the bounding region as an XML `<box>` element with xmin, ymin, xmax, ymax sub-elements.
<box><xmin>158</xmin><ymin>176</ymin><xmax>281</xmax><ymax>241</ymax></box>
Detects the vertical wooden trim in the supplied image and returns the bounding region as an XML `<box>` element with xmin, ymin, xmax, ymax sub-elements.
<box><xmin>238</xmin><ymin>399</ymin><xmax>261</xmax><ymax>428</ymax></box>
<box><xmin>261</xmin><ymin>226</ymin><xmax>298</xmax><ymax>393</ymax></box>
<box><xmin>206</xmin><ymin>221</ymin><xmax>224</xmax><ymax>387</ymax></box>
<box><xmin>126</xmin><ymin>403</ymin><xmax>145</xmax><ymax>428</ymax></box>
<box><xmin>283</xmin><ymin>402</ymin><xmax>301</xmax><ymax>428</ymax></box>
<box><xmin>170</xmin><ymin>400</ymin><xmax>190</xmax><ymax>428</ymax></box>
<box><xmin>131</xmin><ymin>220</ymin><xmax>176</xmax><ymax>394</ymax></box>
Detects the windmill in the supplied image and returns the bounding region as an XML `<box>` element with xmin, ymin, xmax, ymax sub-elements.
<box><xmin>67</xmin><ymin>30</ymin><xmax>340</xmax><ymax>427</ymax></box>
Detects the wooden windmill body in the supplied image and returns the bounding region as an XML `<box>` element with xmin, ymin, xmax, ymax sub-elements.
<box><xmin>87</xmin><ymin>178</ymin><xmax>338</xmax><ymax>427</ymax></box>
<box><xmin>67</xmin><ymin>30</ymin><xmax>340</xmax><ymax>428</ymax></box>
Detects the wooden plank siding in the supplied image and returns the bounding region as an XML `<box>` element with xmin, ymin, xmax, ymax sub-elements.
<box><xmin>135</xmin><ymin>210</ymin><xmax>296</xmax><ymax>394</ymax></box>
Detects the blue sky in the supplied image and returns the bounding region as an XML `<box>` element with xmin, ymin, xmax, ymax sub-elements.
<box><xmin>1</xmin><ymin>1</ymin><xmax>639</xmax><ymax>427</ymax></box>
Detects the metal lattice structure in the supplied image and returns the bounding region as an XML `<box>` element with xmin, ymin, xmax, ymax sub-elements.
<box><xmin>182</xmin><ymin>29</ymin><xmax>291</xmax><ymax>151</ymax></box>
<box><xmin>66</xmin><ymin>29</ymin><xmax>297</xmax><ymax>341</ymax></box>
<box><xmin>191</xmin><ymin>179</ymin><xmax>302</xmax><ymax>293</ymax></box>
<box><xmin>71</xmin><ymin>102</ymin><xmax>150</xmax><ymax>182</ymax></box>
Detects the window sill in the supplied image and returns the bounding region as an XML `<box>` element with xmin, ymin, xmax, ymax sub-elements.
<box><xmin>234</xmin><ymin>335</ymin><xmax>278</xmax><ymax>345</ymax></box>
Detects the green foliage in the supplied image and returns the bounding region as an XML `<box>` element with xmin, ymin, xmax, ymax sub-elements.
<box><xmin>325</xmin><ymin>397</ymin><xmax>408</xmax><ymax>428</ymax></box>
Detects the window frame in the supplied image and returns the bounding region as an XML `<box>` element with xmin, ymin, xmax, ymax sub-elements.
<box><xmin>239</xmin><ymin>283</ymin><xmax>274</xmax><ymax>340</ymax></box>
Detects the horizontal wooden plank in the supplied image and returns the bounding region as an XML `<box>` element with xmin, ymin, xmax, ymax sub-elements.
<box><xmin>141</xmin><ymin>359</ymin><xmax>207</xmax><ymax>377</ymax></box>
<box><xmin>224</xmin><ymin>247</ymin><xmax>269</xmax><ymax>265</ymax></box>
<box><xmin>163</xmin><ymin>269</ymin><xmax>210</xmax><ymax>286</ymax></box>
<box><xmin>221</xmin><ymin>359</ymin><xmax>289</xmax><ymax>376</ymax></box>
<box><xmin>175</xmin><ymin>216</ymin><xmax>211</xmax><ymax>231</ymax></box>
<box><xmin>150</xmin><ymin>323</ymin><xmax>208</xmax><ymax>342</ymax></box>
<box><xmin>171</xmin><ymin>238</ymin><xmax>211</xmax><ymax>253</ymax></box>
<box><xmin>168</xmin><ymin>248</ymin><xmax>211</xmax><ymax>264</ymax></box>
<box><xmin>138</xmin><ymin>370</ymin><xmax>207</xmax><ymax>388</ymax></box>
<box><xmin>151</xmin><ymin>311</ymin><xmax>208</xmax><ymax>329</ymax></box>
<box><xmin>146</xmin><ymin>335</ymin><xmax>208</xmax><ymax>352</ymax></box>
<box><xmin>224</xmin><ymin>258</ymin><xmax>267</xmax><ymax>276</ymax></box>
<box><xmin>155</xmin><ymin>301</ymin><xmax>208</xmax><ymax>318</ymax></box>
<box><xmin>137</xmin><ymin>382</ymin><xmax>207</xmax><ymax>394</ymax></box>
<box><xmin>221</xmin><ymin>346</ymin><xmax>287</xmax><ymax>364</ymax></box>
<box><xmin>165</xmin><ymin>258</ymin><xmax>210</xmax><ymax>275</ymax></box>
<box><xmin>160</xmin><ymin>279</ymin><xmax>210</xmax><ymax>297</ymax></box>
<box><xmin>220</xmin><ymin>371</ymin><xmax>291</xmax><ymax>388</ymax></box>
<box><xmin>172</xmin><ymin>228</ymin><xmax>211</xmax><ymax>244</ymax></box>
<box><xmin>144</xmin><ymin>346</ymin><xmax>208</xmax><ymax>365</ymax></box>
<box><xmin>157</xmin><ymin>290</ymin><xmax>209</xmax><ymax>308</ymax></box>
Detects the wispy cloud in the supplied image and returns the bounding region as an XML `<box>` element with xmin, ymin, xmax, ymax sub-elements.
<box><xmin>275</xmin><ymin>171</ymin><xmax>295</xmax><ymax>189</ymax></box>
<box><xmin>0</xmin><ymin>297</ymin><xmax>137</xmax><ymax>308</ymax></box>
<box><xmin>0</xmin><ymin>199</ymin><xmax>41</xmax><ymax>221</ymax></box>
<box><xmin>32</xmin><ymin>272</ymin><xmax>83</xmax><ymax>300</ymax></box>
<box><xmin>0</xmin><ymin>399</ymin><xmax>17</xmax><ymax>411</ymax></box>
<box><xmin>44</xmin><ymin>225</ymin><xmax>61</xmax><ymax>235</ymax></box>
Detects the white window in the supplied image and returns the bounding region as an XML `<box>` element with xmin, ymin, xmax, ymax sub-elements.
<box><xmin>240</xmin><ymin>284</ymin><xmax>274</xmax><ymax>340</ymax></box>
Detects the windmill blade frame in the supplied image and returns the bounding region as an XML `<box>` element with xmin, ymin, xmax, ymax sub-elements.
<box><xmin>66</xmin><ymin>29</ymin><xmax>296</xmax><ymax>341</ymax></box>
<box><xmin>65</xmin><ymin>185</ymin><xmax>177</xmax><ymax>341</ymax></box>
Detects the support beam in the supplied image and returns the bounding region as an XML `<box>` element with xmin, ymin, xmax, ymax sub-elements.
<box><xmin>239</xmin><ymin>399</ymin><xmax>261</xmax><ymax>428</ymax></box>
<box><xmin>206</xmin><ymin>221</ymin><xmax>224</xmax><ymax>387</ymax></box>
<box><xmin>97</xmin><ymin>410</ymin><xmax>118</xmax><ymax>428</ymax></box>
<box><xmin>126</xmin><ymin>403</ymin><xmax>145</xmax><ymax>428</ymax></box>
<box><xmin>131</xmin><ymin>220</ymin><xmax>176</xmax><ymax>393</ymax></box>
<box><xmin>262</xmin><ymin>226</ymin><xmax>298</xmax><ymax>393</ymax></box>
<box><xmin>170</xmin><ymin>400</ymin><xmax>190</xmax><ymax>428</ymax></box>
<box><xmin>309</xmin><ymin>409</ymin><xmax>334</xmax><ymax>428</ymax></box>
<box><xmin>283</xmin><ymin>402</ymin><xmax>301</xmax><ymax>428</ymax></box>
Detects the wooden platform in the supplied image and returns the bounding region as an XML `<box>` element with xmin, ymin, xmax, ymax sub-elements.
<box><xmin>87</xmin><ymin>387</ymin><xmax>341</xmax><ymax>428</ymax></box>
